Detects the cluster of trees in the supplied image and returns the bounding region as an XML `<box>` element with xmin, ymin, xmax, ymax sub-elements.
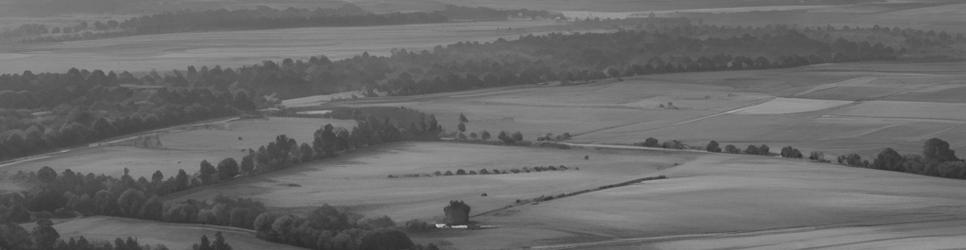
<box><xmin>0</xmin><ymin>68</ymin><xmax>256</xmax><ymax>162</ymax></box>
<box><xmin>636</xmin><ymin>137</ymin><xmax>686</xmax><ymax>149</ymax></box>
<box><xmin>840</xmin><ymin>138</ymin><xmax>966</xmax><ymax>179</ymax></box>
<box><xmin>0</xmin><ymin>216</ymin><xmax>227</xmax><ymax>250</ymax></box>
<box><xmin>388</xmin><ymin>165</ymin><xmax>572</xmax><ymax>178</ymax></box>
<box><xmin>11</xmin><ymin>4</ymin><xmax>559</xmax><ymax>43</ymax></box>
<box><xmin>252</xmin><ymin>205</ymin><xmax>426</xmax><ymax>250</ymax></box>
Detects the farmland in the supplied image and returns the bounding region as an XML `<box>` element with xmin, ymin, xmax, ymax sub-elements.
<box><xmin>330</xmin><ymin>61</ymin><xmax>966</xmax><ymax>158</ymax></box>
<box><xmin>0</xmin><ymin>19</ymin><xmax>566</xmax><ymax>74</ymax></box>
<box><xmin>173</xmin><ymin>141</ymin><xmax>692</xmax><ymax>221</ymax></box>
<box><xmin>0</xmin><ymin>116</ymin><xmax>351</xmax><ymax>178</ymax></box>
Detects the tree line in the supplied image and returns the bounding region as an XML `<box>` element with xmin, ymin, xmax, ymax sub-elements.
<box><xmin>838</xmin><ymin>138</ymin><xmax>965</xmax><ymax>179</ymax></box>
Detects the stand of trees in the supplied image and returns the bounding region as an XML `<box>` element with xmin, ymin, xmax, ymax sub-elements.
<box><xmin>0</xmin><ymin>68</ymin><xmax>256</xmax><ymax>162</ymax></box>
<box><xmin>840</xmin><ymin>138</ymin><xmax>965</xmax><ymax>179</ymax></box>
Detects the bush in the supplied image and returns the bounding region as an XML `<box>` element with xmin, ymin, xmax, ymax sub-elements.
<box><xmin>456</xmin><ymin>169</ymin><xmax>466</xmax><ymax>175</ymax></box>
<box><xmin>744</xmin><ymin>145</ymin><xmax>760</xmax><ymax>155</ymax></box>
<box><xmin>640</xmin><ymin>137</ymin><xmax>660</xmax><ymax>147</ymax></box>
<box><xmin>809</xmin><ymin>151</ymin><xmax>828</xmax><ymax>162</ymax></box>
<box><xmin>724</xmin><ymin>144</ymin><xmax>740</xmax><ymax>154</ymax></box>
<box><xmin>780</xmin><ymin>146</ymin><xmax>803</xmax><ymax>158</ymax></box>
<box><xmin>706</xmin><ymin>140</ymin><xmax>721</xmax><ymax>153</ymax></box>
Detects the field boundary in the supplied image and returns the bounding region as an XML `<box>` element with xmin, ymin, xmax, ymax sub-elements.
<box><xmin>472</xmin><ymin>175</ymin><xmax>668</xmax><ymax>218</ymax></box>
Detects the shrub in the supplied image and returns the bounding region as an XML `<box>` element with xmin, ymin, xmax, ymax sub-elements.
<box><xmin>808</xmin><ymin>151</ymin><xmax>827</xmax><ymax>162</ymax></box>
<box><xmin>641</xmin><ymin>137</ymin><xmax>660</xmax><ymax>147</ymax></box>
<box><xmin>706</xmin><ymin>140</ymin><xmax>721</xmax><ymax>153</ymax></box>
<box><xmin>780</xmin><ymin>146</ymin><xmax>803</xmax><ymax>158</ymax></box>
<box><xmin>456</xmin><ymin>169</ymin><xmax>466</xmax><ymax>175</ymax></box>
<box><xmin>724</xmin><ymin>144</ymin><xmax>740</xmax><ymax>154</ymax></box>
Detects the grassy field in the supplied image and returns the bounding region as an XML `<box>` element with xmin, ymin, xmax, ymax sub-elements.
<box><xmin>0</xmin><ymin>117</ymin><xmax>352</xmax><ymax>178</ymax></box>
<box><xmin>440</xmin><ymin>154</ymin><xmax>966</xmax><ymax>249</ymax></box>
<box><xmin>49</xmin><ymin>216</ymin><xmax>306</xmax><ymax>250</ymax></box>
<box><xmin>172</xmin><ymin>142</ymin><xmax>694</xmax><ymax>221</ymax></box>
<box><xmin>330</xmin><ymin>61</ymin><xmax>966</xmax><ymax>158</ymax></box>
<box><xmin>0</xmin><ymin>20</ymin><xmax>565</xmax><ymax>74</ymax></box>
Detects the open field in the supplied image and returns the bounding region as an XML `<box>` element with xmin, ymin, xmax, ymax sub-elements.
<box><xmin>172</xmin><ymin>142</ymin><xmax>694</xmax><ymax>221</ymax></box>
<box><xmin>436</xmin><ymin>154</ymin><xmax>966</xmax><ymax>249</ymax></box>
<box><xmin>49</xmin><ymin>216</ymin><xmax>306</xmax><ymax>250</ymax></box>
<box><xmin>0</xmin><ymin>20</ymin><xmax>566</xmax><ymax>74</ymax></box>
<box><xmin>0</xmin><ymin>117</ymin><xmax>351</xmax><ymax>178</ymax></box>
<box><xmin>327</xmin><ymin>61</ymin><xmax>966</xmax><ymax>158</ymax></box>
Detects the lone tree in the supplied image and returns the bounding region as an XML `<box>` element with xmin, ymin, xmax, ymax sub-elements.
<box><xmin>706</xmin><ymin>140</ymin><xmax>721</xmax><ymax>153</ymax></box>
<box><xmin>444</xmin><ymin>200</ymin><xmax>471</xmax><ymax>225</ymax></box>
<box><xmin>642</xmin><ymin>137</ymin><xmax>660</xmax><ymax>147</ymax></box>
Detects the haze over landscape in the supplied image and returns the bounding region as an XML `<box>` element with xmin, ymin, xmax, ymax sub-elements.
<box><xmin>1</xmin><ymin>0</ymin><xmax>966</xmax><ymax>250</ymax></box>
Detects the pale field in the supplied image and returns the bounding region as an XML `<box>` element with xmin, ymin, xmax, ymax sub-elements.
<box><xmin>0</xmin><ymin>117</ymin><xmax>351</xmax><ymax>178</ymax></box>
<box><xmin>172</xmin><ymin>142</ymin><xmax>694</xmax><ymax>222</ymax></box>
<box><xmin>50</xmin><ymin>216</ymin><xmax>306</xmax><ymax>250</ymax></box>
<box><xmin>443</xmin><ymin>154</ymin><xmax>966</xmax><ymax>249</ymax></box>
<box><xmin>0</xmin><ymin>20</ymin><xmax>565</xmax><ymax>74</ymax></box>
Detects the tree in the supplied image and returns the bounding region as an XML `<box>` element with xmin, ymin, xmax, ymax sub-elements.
<box><xmin>924</xmin><ymin>138</ymin><xmax>958</xmax><ymax>163</ymax></box>
<box><xmin>459</xmin><ymin>113</ymin><xmax>468</xmax><ymax>123</ymax></box>
<box><xmin>497</xmin><ymin>131</ymin><xmax>511</xmax><ymax>144</ymax></box>
<box><xmin>511</xmin><ymin>131</ymin><xmax>524</xmax><ymax>142</ymax></box>
<box><xmin>37</xmin><ymin>166</ymin><xmax>58</xmax><ymax>183</ymax></box>
<box><xmin>31</xmin><ymin>219</ymin><xmax>60</xmax><ymax>250</ymax></box>
<box><xmin>780</xmin><ymin>146</ymin><xmax>803</xmax><ymax>158</ymax></box>
<box><xmin>0</xmin><ymin>223</ymin><xmax>31</xmax><ymax>249</ymax></box>
<box><xmin>212</xmin><ymin>232</ymin><xmax>232</xmax><ymax>250</ymax></box>
<box><xmin>457</xmin><ymin>122</ymin><xmax>466</xmax><ymax>134</ymax></box>
<box><xmin>217</xmin><ymin>158</ymin><xmax>239</xmax><ymax>181</ymax></box>
<box><xmin>724</xmin><ymin>144</ymin><xmax>740</xmax><ymax>154</ymax></box>
<box><xmin>240</xmin><ymin>155</ymin><xmax>255</xmax><ymax>175</ymax></box>
<box><xmin>642</xmin><ymin>137</ymin><xmax>659</xmax><ymax>147</ymax></box>
<box><xmin>480</xmin><ymin>130</ymin><xmax>491</xmax><ymax>141</ymax></box>
<box><xmin>744</xmin><ymin>145</ymin><xmax>759</xmax><ymax>155</ymax></box>
<box><xmin>117</xmin><ymin>188</ymin><xmax>147</xmax><ymax>217</ymax></box>
<box><xmin>175</xmin><ymin>169</ymin><xmax>190</xmax><ymax>191</ymax></box>
<box><xmin>706</xmin><ymin>140</ymin><xmax>721</xmax><ymax>153</ymax></box>
<box><xmin>200</xmin><ymin>160</ymin><xmax>218</xmax><ymax>184</ymax></box>
<box><xmin>758</xmin><ymin>144</ymin><xmax>770</xmax><ymax>155</ymax></box>
<box><xmin>194</xmin><ymin>234</ymin><xmax>213</xmax><ymax>250</ymax></box>
<box><xmin>872</xmin><ymin>148</ymin><xmax>904</xmax><ymax>171</ymax></box>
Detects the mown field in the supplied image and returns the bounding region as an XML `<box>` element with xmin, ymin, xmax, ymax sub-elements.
<box><xmin>331</xmin><ymin>61</ymin><xmax>966</xmax><ymax>158</ymax></box>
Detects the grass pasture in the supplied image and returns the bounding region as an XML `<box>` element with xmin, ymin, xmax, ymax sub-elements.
<box><xmin>172</xmin><ymin>142</ymin><xmax>695</xmax><ymax>222</ymax></box>
<box><xmin>448</xmin><ymin>154</ymin><xmax>966</xmax><ymax>249</ymax></box>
